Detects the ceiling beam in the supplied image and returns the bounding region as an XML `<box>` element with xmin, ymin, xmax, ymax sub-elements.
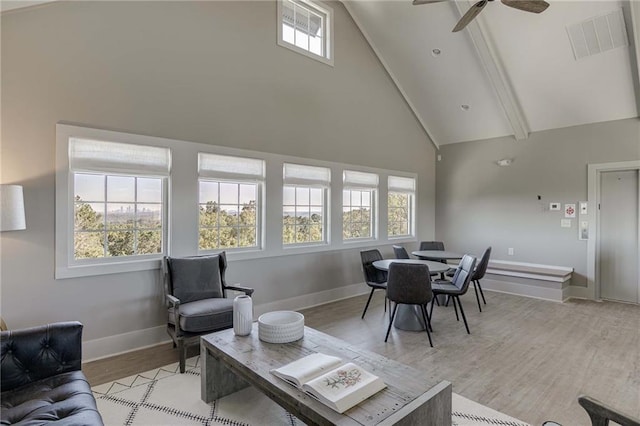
<box><xmin>628</xmin><ymin>0</ymin><xmax>640</xmax><ymax>116</ymax></box>
<box><xmin>452</xmin><ymin>1</ymin><xmax>530</xmax><ymax>141</ymax></box>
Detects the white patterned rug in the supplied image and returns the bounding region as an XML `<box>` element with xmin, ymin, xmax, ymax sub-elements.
<box><xmin>92</xmin><ymin>356</ymin><xmax>530</xmax><ymax>426</ymax></box>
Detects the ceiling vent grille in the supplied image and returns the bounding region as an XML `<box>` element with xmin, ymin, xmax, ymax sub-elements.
<box><xmin>567</xmin><ymin>9</ymin><xmax>628</xmax><ymax>60</ymax></box>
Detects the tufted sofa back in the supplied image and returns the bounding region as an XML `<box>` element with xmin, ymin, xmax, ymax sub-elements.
<box><xmin>1</xmin><ymin>321</ymin><xmax>83</xmax><ymax>393</ymax></box>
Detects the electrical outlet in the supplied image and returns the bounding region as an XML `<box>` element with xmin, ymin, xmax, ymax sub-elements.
<box><xmin>508</xmin><ymin>248</ymin><xmax>514</xmax><ymax>256</ymax></box>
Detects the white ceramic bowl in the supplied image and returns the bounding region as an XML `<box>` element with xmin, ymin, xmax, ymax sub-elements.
<box><xmin>258</xmin><ymin>311</ymin><xmax>304</xmax><ymax>344</ymax></box>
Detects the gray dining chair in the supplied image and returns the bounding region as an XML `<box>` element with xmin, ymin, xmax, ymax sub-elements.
<box><xmin>385</xmin><ymin>263</ymin><xmax>434</xmax><ymax>346</ymax></box>
<box><xmin>470</xmin><ymin>247</ymin><xmax>491</xmax><ymax>312</ymax></box>
<box><xmin>360</xmin><ymin>249</ymin><xmax>388</xmax><ymax>319</ymax></box>
<box><xmin>430</xmin><ymin>254</ymin><xmax>477</xmax><ymax>334</ymax></box>
<box><xmin>419</xmin><ymin>241</ymin><xmax>445</xmax><ymax>251</ymax></box>
<box><xmin>392</xmin><ymin>245</ymin><xmax>410</xmax><ymax>259</ymax></box>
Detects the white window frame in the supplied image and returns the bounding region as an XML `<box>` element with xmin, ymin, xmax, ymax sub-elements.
<box><xmin>277</xmin><ymin>0</ymin><xmax>334</xmax><ymax>66</ymax></box>
<box><xmin>56</xmin><ymin>125</ymin><xmax>172</xmax><ymax>279</ymax></box>
<box><xmin>197</xmin><ymin>153</ymin><xmax>265</xmax><ymax>253</ymax></box>
<box><xmin>342</xmin><ymin>170</ymin><xmax>378</xmax><ymax>242</ymax></box>
<box><xmin>282</xmin><ymin>163</ymin><xmax>331</xmax><ymax>247</ymax></box>
<box><xmin>387</xmin><ymin>176</ymin><xmax>416</xmax><ymax>239</ymax></box>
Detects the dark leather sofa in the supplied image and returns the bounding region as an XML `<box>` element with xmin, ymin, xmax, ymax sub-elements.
<box><xmin>1</xmin><ymin>321</ymin><xmax>103</xmax><ymax>425</ymax></box>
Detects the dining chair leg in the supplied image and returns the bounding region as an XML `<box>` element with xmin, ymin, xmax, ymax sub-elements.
<box><xmin>452</xmin><ymin>296</ymin><xmax>459</xmax><ymax>321</ymax></box>
<box><xmin>455</xmin><ymin>296</ymin><xmax>470</xmax><ymax>334</ymax></box>
<box><xmin>473</xmin><ymin>282</ymin><xmax>482</xmax><ymax>312</ymax></box>
<box><xmin>429</xmin><ymin>297</ymin><xmax>436</xmax><ymax>320</ymax></box>
<box><xmin>362</xmin><ymin>288</ymin><xmax>375</xmax><ymax>319</ymax></box>
<box><xmin>434</xmin><ymin>296</ymin><xmax>440</xmax><ymax>307</ymax></box>
<box><xmin>477</xmin><ymin>280</ymin><xmax>487</xmax><ymax>305</ymax></box>
<box><xmin>420</xmin><ymin>304</ymin><xmax>434</xmax><ymax>347</ymax></box>
<box><xmin>384</xmin><ymin>303</ymin><xmax>399</xmax><ymax>342</ymax></box>
<box><xmin>445</xmin><ymin>296</ymin><xmax>450</xmax><ymax>307</ymax></box>
<box><xmin>423</xmin><ymin>303</ymin><xmax>433</xmax><ymax>332</ymax></box>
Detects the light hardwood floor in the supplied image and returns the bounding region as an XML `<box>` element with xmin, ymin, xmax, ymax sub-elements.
<box><xmin>84</xmin><ymin>290</ymin><xmax>640</xmax><ymax>426</ymax></box>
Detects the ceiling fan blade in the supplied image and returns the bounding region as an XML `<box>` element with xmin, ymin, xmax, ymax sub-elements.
<box><xmin>412</xmin><ymin>0</ymin><xmax>447</xmax><ymax>5</ymax></box>
<box><xmin>501</xmin><ymin>0</ymin><xmax>549</xmax><ymax>13</ymax></box>
<box><xmin>452</xmin><ymin>0</ymin><xmax>488</xmax><ymax>32</ymax></box>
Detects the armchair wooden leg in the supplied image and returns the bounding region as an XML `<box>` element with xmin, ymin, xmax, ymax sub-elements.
<box><xmin>177</xmin><ymin>339</ymin><xmax>186</xmax><ymax>373</ymax></box>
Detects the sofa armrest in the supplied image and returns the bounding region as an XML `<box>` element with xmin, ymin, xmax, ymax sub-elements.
<box><xmin>225</xmin><ymin>284</ymin><xmax>254</xmax><ymax>297</ymax></box>
<box><xmin>0</xmin><ymin>321</ymin><xmax>83</xmax><ymax>393</ymax></box>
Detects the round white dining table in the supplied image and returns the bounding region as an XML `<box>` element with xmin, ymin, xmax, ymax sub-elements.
<box><xmin>372</xmin><ymin>259</ymin><xmax>452</xmax><ymax>332</ymax></box>
<box><xmin>411</xmin><ymin>250</ymin><xmax>463</xmax><ymax>261</ymax></box>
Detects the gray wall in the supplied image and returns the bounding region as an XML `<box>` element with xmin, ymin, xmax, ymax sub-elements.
<box><xmin>0</xmin><ymin>1</ymin><xmax>435</xmax><ymax>347</ymax></box>
<box><xmin>436</xmin><ymin>118</ymin><xmax>640</xmax><ymax>287</ymax></box>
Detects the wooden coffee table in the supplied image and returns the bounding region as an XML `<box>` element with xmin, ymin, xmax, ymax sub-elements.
<box><xmin>201</xmin><ymin>324</ymin><xmax>451</xmax><ymax>426</ymax></box>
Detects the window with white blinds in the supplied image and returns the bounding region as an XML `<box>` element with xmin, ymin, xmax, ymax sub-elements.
<box><xmin>69</xmin><ymin>138</ymin><xmax>170</xmax><ymax>262</ymax></box>
<box><xmin>198</xmin><ymin>153</ymin><xmax>264</xmax><ymax>251</ymax></box>
<box><xmin>277</xmin><ymin>0</ymin><xmax>333</xmax><ymax>66</ymax></box>
<box><xmin>283</xmin><ymin>163</ymin><xmax>330</xmax><ymax>245</ymax></box>
<box><xmin>343</xmin><ymin>170</ymin><xmax>378</xmax><ymax>240</ymax></box>
<box><xmin>388</xmin><ymin>176</ymin><xmax>416</xmax><ymax>238</ymax></box>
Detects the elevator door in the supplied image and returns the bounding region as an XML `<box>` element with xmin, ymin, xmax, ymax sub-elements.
<box><xmin>599</xmin><ymin>170</ymin><xmax>639</xmax><ymax>303</ymax></box>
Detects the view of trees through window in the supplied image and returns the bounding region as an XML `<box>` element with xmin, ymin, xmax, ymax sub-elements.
<box><xmin>283</xmin><ymin>186</ymin><xmax>324</xmax><ymax>244</ymax></box>
<box><xmin>199</xmin><ymin>181</ymin><xmax>258</xmax><ymax>250</ymax></box>
<box><xmin>388</xmin><ymin>192</ymin><xmax>411</xmax><ymax>236</ymax></box>
<box><xmin>73</xmin><ymin>174</ymin><xmax>163</xmax><ymax>259</ymax></box>
<box><xmin>343</xmin><ymin>189</ymin><xmax>372</xmax><ymax>239</ymax></box>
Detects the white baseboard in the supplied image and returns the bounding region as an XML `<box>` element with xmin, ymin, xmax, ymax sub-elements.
<box><xmin>83</xmin><ymin>282</ymin><xmax>368</xmax><ymax>362</ymax></box>
<box><xmin>480</xmin><ymin>278</ymin><xmax>564</xmax><ymax>302</ymax></box>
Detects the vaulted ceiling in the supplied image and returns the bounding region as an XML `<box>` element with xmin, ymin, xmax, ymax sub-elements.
<box><xmin>344</xmin><ymin>0</ymin><xmax>640</xmax><ymax>147</ymax></box>
<box><xmin>3</xmin><ymin>0</ymin><xmax>639</xmax><ymax>148</ymax></box>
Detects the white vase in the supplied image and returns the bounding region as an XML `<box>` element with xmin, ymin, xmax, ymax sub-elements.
<box><xmin>233</xmin><ymin>295</ymin><xmax>253</xmax><ymax>336</ymax></box>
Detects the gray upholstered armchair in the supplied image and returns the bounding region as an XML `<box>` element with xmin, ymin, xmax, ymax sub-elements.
<box><xmin>163</xmin><ymin>251</ymin><xmax>254</xmax><ymax>373</ymax></box>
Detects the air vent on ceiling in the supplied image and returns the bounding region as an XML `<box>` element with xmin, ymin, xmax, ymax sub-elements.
<box><xmin>566</xmin><ymin>9</ymin><xmax>628</xmax><ymax>60</ymax></box>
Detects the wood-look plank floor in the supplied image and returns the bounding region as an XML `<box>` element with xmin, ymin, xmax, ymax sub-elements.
<box><xmin>84</xmin><ymin>291</ymin><xmax>640</xmax><ymax>426</ymax></box>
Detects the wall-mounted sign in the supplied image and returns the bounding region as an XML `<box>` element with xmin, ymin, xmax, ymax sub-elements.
<box><xmin>561</xmin><ymin>219</ymin><xmax>572</xmax><ymax>228</ymax></box>
<box><xmin>550</xmin><ymin>202</ymin><xmax>561</xmax><ymax>211</ymax></box>
<box><xmin>564</xmin><ymin>204</ymin><xmax>576</xmax><ymax>218</ymax></box>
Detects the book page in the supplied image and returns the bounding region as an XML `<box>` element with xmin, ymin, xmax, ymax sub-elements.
<box><xmin>302</xmin><ymin>362</ymin><xmax>385</xmax><ymax>407</ymax></box>
<box><xmin>271</xmin><ymin>353</ymin><xmax>343</xmax><ymax>388</ymax></box>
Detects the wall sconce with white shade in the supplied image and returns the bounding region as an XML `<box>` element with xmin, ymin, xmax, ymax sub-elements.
<box><xmin>0</xmin><ymin>185</ymin><xmax>26</xmax><ymax>231</ymax></box>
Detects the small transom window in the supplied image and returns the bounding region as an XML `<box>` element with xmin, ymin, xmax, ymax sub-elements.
<box><xmin>277</xmin><ymin>0</ymin><xmax>333</xmax><ymax>66</ymax></box>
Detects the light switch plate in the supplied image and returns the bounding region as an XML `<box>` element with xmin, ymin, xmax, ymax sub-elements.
<box><xmin>579</xmin><ymin>202</ymin><xmax>587</xmax><ymax>215</ymax></box>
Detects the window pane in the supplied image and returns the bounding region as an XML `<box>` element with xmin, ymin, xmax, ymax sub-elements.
<box><xmin>137</xmin><ymin>204</ymin><xmax>162</xmax><ymax>228</ymax></box>
<box><xmin>200</xmin><ymin>181</ymin><xmax>219</xmax><ymax>204</ymax></box>
<box><xmin>310</xmin><ymin>12</ymin><xmax>322</xmax><ymax>36</ymax></box>
<box><xmin>75</xmin><ymin>173</ymin><xmax>104</xmax><ymax>202</ymax></box>
<box><xmin>296</xmin><ymin>226</ymin><xmax>309</xmax><ymax>243</ymax></box>
<box><xmin>283</xmin><ymin>186</ymin><xmax>296</xmax><ymax>205</ymax></box>
<box><xmin>200</xmin><ymin>228</ymin><xmax>219</xmax><ymax>250</ymax></box>
<box><xmin>296</xmin><ymin>187</ymin><xmax>310</xmax><ymax>205</ymax></box>
<box><xmin>239</xmin><ymin>184</ymin><xmax>256</xmax><ymax>205</ymax></box>
<box><xmin>75</xmin><ymin>202</ymin><xmax>104</xmax><ymax>231</ymax></box>
<box><xmin>239</xmin><ymin>227</ymin><xmax>256</xmax><ymax>247</ymax></box>
<box><xmin>310</xmin><ymin>188</ymin><xmax>322</xmax><ymax>205</ymax></box>
<box><xmin>239</xmin><ymin>205</ymin><xmax>256</xmax><ymax>226</ymax></box>
<box><xmin>295</xmin><ymin>29</ymin><xmax>309</xmax><ymax>50</ymax></box>
<box><xmin>309</xmin><ymin>225</ymin><xmax>322</xmax><ymax>242</ymax></box>
<box><xmin>106</xmin><ymin>203</ymin><xmax>135</xmax><ymax>229</ymax></box>
<box><xmin>283</xmin><ymin>23</ymin><xmax>295</xmax><ymax>44</ymax></box>
<box><xmin>309</xmin><ymin>36</ymin><xmax>322</xmax><ymax>56</ymax></box>
<box><xmin>219</xmin><ymin>183</ymin><xmax>238</xmax><ymax>204</ymax></box>
<box><xmin>74</xmin><ymin>232</ymin><xmax>105</xmax><ymax>259</ymax></box>
<box><xmin>138</xmin><ymin>178</ymin><xmax>162</xmax><ymax>203</ymax></box>
<box><xmin>107</xmin><ymin>176</ymin><xmax>135</xmax><ymax>202</ymax></box>
<box><xmin>137</xmin><ymin>230</ymin><xmax>162</xmax><ymax>254</ymax></box>
<box><xmin>219</xmin><ymin>227</ymin><xmax>238</xmax><ymax>248</ymax></box>
<box><xmin>199</xmin><ymin>203</ymin><xmax>218</xmax><ymax>227</ymax></box>
<box><xmin>362</xmin><ymin>191</ymin><xmax>371</xmax><ymax>207</ymax></box>
<box><xmin>342</xmin><ymin>191</ymin><xmax>350</xmax><ymax>206</ymax></box>
<box><xmin>107</xmin><ymin>231</ymin><xmax>134</xmax><ymax>256</ymax></box>
<box><xmin>283</xmin><ymin>225</ymin><xmax>295</xmax><ymax>244</ymax></box>
<box><xmin>220</xmin><ymin>206</ymin><xmax>239</xmax><ymax>226</ymax></box>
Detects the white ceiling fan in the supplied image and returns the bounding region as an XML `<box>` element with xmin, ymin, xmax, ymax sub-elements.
<box><xmin>413</xmin><ymin>0</ymin><xmax>550</xmax><ymax>32</ymax></box>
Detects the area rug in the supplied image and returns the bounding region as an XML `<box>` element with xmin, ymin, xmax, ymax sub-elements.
<box><xmin>92</xmin><ymin>356</ymin><xmax>530</xmax><ymax>426</ymax></box>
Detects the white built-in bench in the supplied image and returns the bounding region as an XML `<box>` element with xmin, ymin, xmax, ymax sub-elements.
<box><xmin>481</xmin><ymin>260</ymin><xmax>573</xmax><ymax>302</ymax></box>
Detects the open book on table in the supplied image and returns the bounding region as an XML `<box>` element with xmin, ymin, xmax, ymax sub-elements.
<box><xmin>270</xmin><ymin>353</ymin><xmax>386</xmax><ymax>414</ymax></box>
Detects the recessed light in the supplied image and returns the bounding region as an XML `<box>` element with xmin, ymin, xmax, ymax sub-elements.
<box><xmin>460</xmin><ymin>104</ymin><xmax>470</xmax><ymax>111</ymax></box>
<box><xmin>431</xmin><ymin>48</ymin><xmax>442</xmax><ymax>57</ymax></box>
